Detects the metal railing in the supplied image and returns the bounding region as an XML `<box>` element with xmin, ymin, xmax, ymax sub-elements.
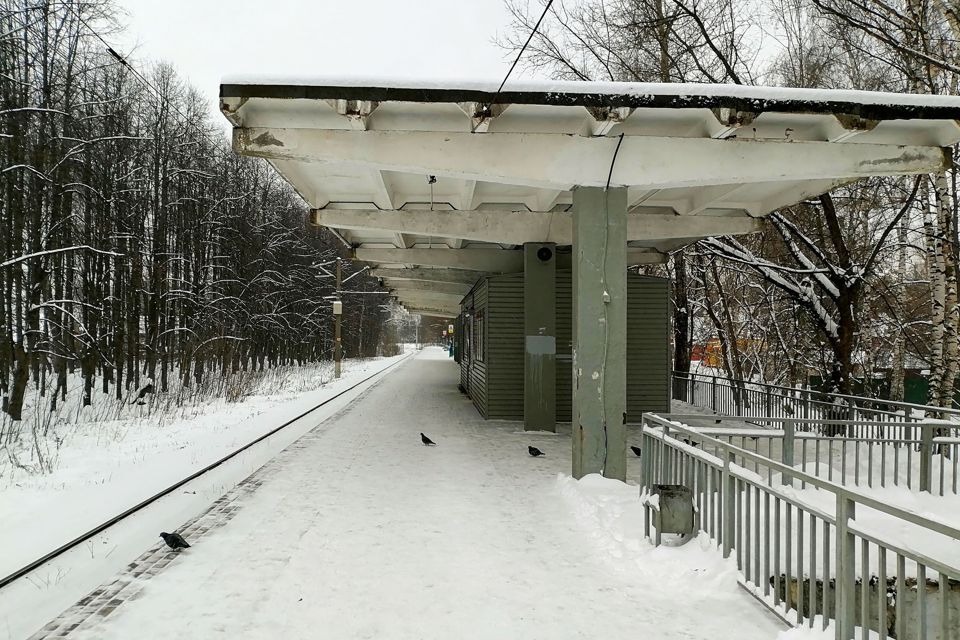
<box><xmin>640</xmin><ymin>413</ymin><xmax>960</xmax><ymax>640</ymax></box>
<box><xmin>664</xmin><ymin>414</ymin><xmax>960</xmax><ymax>496</ymax></box>
<box><xmin>672</xmin><ymin>372</ymin><xmax>960</xmax><ymax>425</ymax></box>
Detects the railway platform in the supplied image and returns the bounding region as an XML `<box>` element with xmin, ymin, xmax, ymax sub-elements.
<box><xmin>27</xmin><ymin>349</ymin><xmax>783</xmax><ymax>640</ymax></box>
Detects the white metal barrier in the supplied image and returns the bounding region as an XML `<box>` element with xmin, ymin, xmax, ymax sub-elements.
<box><xmin>664</xmin><ymin>414</ymin><xmax>960</xmax><ymax>495</ymax></box>
<box><xmin>640</xmin><ymin>413</ymin><xmax>960</xmax><ymax>640</ymax></box>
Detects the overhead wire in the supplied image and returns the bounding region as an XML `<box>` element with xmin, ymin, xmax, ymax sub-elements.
<box><xmin>65</xmin><ymin>3</ymin><xmax>224</xmax><ymax>152</ymax></box>
<box><xmin>597</xmin><ymin>133</ymin><xmax>625</xmax><ymax>473</ymax></box>
<box><xmin>63</xmin><ymin>6</ymin><xmax>390</xmax><ymax>310</ymax></box>
<box><xmin>494</xmin><ymin>0</ymin><xmax>555</xmax><ymax>99</ymax></box>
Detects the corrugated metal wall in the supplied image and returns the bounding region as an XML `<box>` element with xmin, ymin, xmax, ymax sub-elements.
<box><xmin>625</xmin><ymin>275</ymin><xmax>672</xmax><ymax>418</ymax></box>
<box><xmin>458</xmin><ymin>271</ymin><xmax>670</xmax><ymax>421</ymax></box>
<box><xmin>486</xmin><ymin>274</ymin><xmax>524</xmax><ymax>419</ymax></box>
<box><xmin>556</xmin><ymin>272</ymin><xmax>573</xmax><ymax>421</ymax></box>
<box><xmin>467</xmin><ymin>280</ymin><xmax>489</xmax><ymax>417</ymax></box>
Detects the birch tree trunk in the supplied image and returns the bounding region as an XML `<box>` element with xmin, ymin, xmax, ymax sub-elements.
<box><xmin>889</xmin><ymin>219</ymin><xmax>907</xmax><ymax>402</ymax></box>
<box><xmin>934</xmin><ymin>170</ymin><xmax>959</xmax><ymax>407</ymax></box>
<box><xmin>926</xmin><ymin>177</ymin><xmax>948</xmax><ymax>404</ymax></box>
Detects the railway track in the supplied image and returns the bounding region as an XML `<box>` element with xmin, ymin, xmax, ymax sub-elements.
<box><xmin>0</xmin><ymin>352</ymin><xmax>413</xmax><ymax>640</ymax></box>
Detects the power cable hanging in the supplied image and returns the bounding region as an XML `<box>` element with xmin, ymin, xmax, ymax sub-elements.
<box><xmin>605</xmin><ymin>133</ymin><xmax>625</xmax><ymax>191</ymax></box>
<box><xmin>428</xmin><ymin>175</ymin><xmax>437</xmax><ymax>248</ymax></box>
<box><xmin>66</xmin><ymin>4</ymin><xmax>224</xmax><ymax>152</ymax></box>
<box><xmin>492</xmin><ymin>0</ymin><xmax>555</xmax><ymax>102</ymax></box>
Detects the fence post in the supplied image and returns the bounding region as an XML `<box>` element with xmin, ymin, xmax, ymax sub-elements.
<box><xmin>802</xmin><ymin>388</ymin><xmax>810</xmax><ymax>420</ymax></box>
<box><xmin>642</xmin><ymin>419</ymin><xmax>652</xmax><ymax>539</ymax></box>
<box><xmin>836</xmin><ymin>494</ymin><xmax>857</xmax><ymax>640</ymax></box>
<box><xmin>722</xmin><ymin>450</ymin><xmax>735</xmax><ymax>559</ymax></box>
<box><xmin>920</xmin><ymin>423</ymin><xmax>933</xmax><ymax>493</ymax></box>
<box><xmin>765</xmin><ymin>387</ymin><xmax>772</xmax><ymax>417</ymax></box>
<box><xmin>781</xmin><ymin>420</ymin><xmax>795</xmax><ymax>486</ymax></box>
<box><xmin>712</xmin><ymin>376</ymin><xmax>717</xmax><ymax>412</ymax></box>
<box><xmin>663</xmin><ymin>423</ymin><xmax>673</xmax><ymax>481</ymax></box>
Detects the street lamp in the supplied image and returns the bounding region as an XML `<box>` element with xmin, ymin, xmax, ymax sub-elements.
<box><xmin>334</xmin><ymin>258</ymin><xmax>342</xmax><ymax>378</ymax></box>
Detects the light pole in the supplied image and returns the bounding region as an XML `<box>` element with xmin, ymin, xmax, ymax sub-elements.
<box><xmin>334</xmin><ymin>257</ymin><xmax>342</xmax><ymax>378</ymax></box>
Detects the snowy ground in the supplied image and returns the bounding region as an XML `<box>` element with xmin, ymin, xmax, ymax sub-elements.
<box><xmin>22</xmin><ymin>348</ymin><xmax>789</xmax><ymax>640</ymax></box>
<box><xmin>0</xmin><ymin>353</ymin><xmax>409</xmax><ymax>583</ymax></box>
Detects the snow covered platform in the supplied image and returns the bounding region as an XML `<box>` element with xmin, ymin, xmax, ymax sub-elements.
<box><xmin>34</xmin><ymin>349</ymin><xmax>786</xmax><ymax>639</ymax></box>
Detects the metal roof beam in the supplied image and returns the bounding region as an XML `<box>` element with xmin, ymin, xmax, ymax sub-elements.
<box><xmin>324</xmin><ymin>99</ymin><xmax>378</xmax><ymax>130</ymax></box>
<box><xmin>744</xmin><ymin>179</ymin><xmax>853</xmax><ymax>216</ymax></box>
<box><xmin>386</xmin><ymin>280</ymin><xmax>472</xmax><ymax>296</ymax></box>
<box><xmin>357</xmin><ymin>247</ymin><xmax>666</xmax><ymax>269</ymax></box>
<box><xmin>395</xmin><ymin>291</ymin><xmax>465</xmax><ymax>306</ymax></box>
<box><xmin>401</xmin><ymin>307</ymin><xmax>458</xmax><ymax>319</ymax></box>
<box><xmin>395</xmin><ymin>294</ymin><xmax>461</xmax><ymax>311</ymax></box>
<box><xmin>371</xmin><ymin>267</ymin><xmax>487</xmax><ymax>285</ymax></box>
<box><xmin>357</xmin><ymin>248</ymin><xmax>523</xmax><ymax>272</ymax></box>
<box><xmin>313</xmin><ymin>208</ymin><xmax>763</xmax><ymax>244</ymax></box>
<box><xmin>235</xmin><ymin>128</ymin><xmax>949</xmax><ymax>191</ymax></box>
<box><xmin>584</xmin><ymin>106</ymin><xmax>633</xmax><ymax>136</ymax></box>
<box><xmin>457</xmin><ymin>102</ymin><xmax>509</xmax><ymax>133</ymax></box>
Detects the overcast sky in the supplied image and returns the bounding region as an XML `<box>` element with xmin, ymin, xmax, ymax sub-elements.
<box><xmin>114</xmin><ymin>0</ymin><xmax>534</xmax><ymax>119</ymax></box>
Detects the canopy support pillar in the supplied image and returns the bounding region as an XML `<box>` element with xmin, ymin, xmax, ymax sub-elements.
<box><xmin>572</xmin><ymin>187</ymin><xmax>627</xmax><ymax>481</ymax></box>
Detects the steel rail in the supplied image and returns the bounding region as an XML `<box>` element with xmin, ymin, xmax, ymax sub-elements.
<box><xmin>0</xmin><ymin>353</ymin><xmax>413</xmax><ymax>590</ymax></box>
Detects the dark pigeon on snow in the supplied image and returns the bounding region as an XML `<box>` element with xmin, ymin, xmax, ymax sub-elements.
<box><xmin>630</xmin><ymin>445</ymin><xmax>642</xmax><ymax>457</ymax></box>
<box><xmin>131</xmin><ymin>379</ymin><xmax>155</xmax><ymax>405</ymax></box>
<box><xmin>420</xmin><ymin>433</ymin><xmax>437</xmax><ymax>446</ymax></box>
<box><xmin>528</xmin><ymin>446</ymin><xmax>545</xmax><ymax>457</ymax></box>
<box><xmin>160</xmin><ymin>531</ymin><xmax>191</xmax><ymax>551</ymax></box>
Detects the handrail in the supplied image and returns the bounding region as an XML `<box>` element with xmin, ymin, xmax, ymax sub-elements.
<box><xmin>644</xmin><ymin>413</ymin><xmax>960</xmax><ymax>539</ymax></box>
<box><xmin>673</xmin><ymin>370</ymin><xmax>960</xmax><ymax>419</ymax></box>
<box><xmin>662</xmin><ymin>410</ymin><xmax>960</xmax><ymax>493</ymax></box>
<box><xmin>663</xmin><ymin>414</ymin><xmax>925</xmax><ymax>426</ymax></box>
<box><xmin>641</xmin><ymin>410</ymin><xmax>960</xmax><ymax>638</ymax></box>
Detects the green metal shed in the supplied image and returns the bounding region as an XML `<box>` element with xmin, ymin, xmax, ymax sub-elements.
<box><xmin>457</xmin><ymin>270</ymin><xmax>671</xmax><ymax>421</ymax></box>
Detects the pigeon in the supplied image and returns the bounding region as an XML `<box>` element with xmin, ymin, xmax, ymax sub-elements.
<box><xmin>131</xmin><ymin>379</ymin><xmax>155</xmax><ymax>405</ymax></box>
<box><xmin>159</xmin><ymin>531</ymin><xmax>190</xmax><ymax>551</ymax></box>
<box><xmin>630</xmin><ymin>445</ymin><xmax>642</xmax><ymax>457</ymax></box>
<box><xmin>528</xmin><ymin>446</ymin><xmax>545</xmax><ymax>457</ymax></box>
<box><xmin>420</xmin><ymin>433</ymin><xmax>437</xmax><ymax>446</ymax></box>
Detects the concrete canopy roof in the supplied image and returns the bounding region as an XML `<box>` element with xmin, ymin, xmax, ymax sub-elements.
<box><xmin>220</xmin><ymin>77</ymin><xmax>960</xmax><ymax>313</ymax></box>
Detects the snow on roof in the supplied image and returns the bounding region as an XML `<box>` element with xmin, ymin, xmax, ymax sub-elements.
<box><xmin>220</xmin><ymin>75</ymin><xmax>960</xmax><ymax>119</ymax></box>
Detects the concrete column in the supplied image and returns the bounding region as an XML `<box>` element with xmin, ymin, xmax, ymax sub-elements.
<box><xmin>572</xmin><ymin>187</ymin><xmax>627</xmax><ymax>481</ymax></box>
<box><xmin>524</xmin><ymin>243</ymin><xmax>556</xmax><ymax>432</ymax></box>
